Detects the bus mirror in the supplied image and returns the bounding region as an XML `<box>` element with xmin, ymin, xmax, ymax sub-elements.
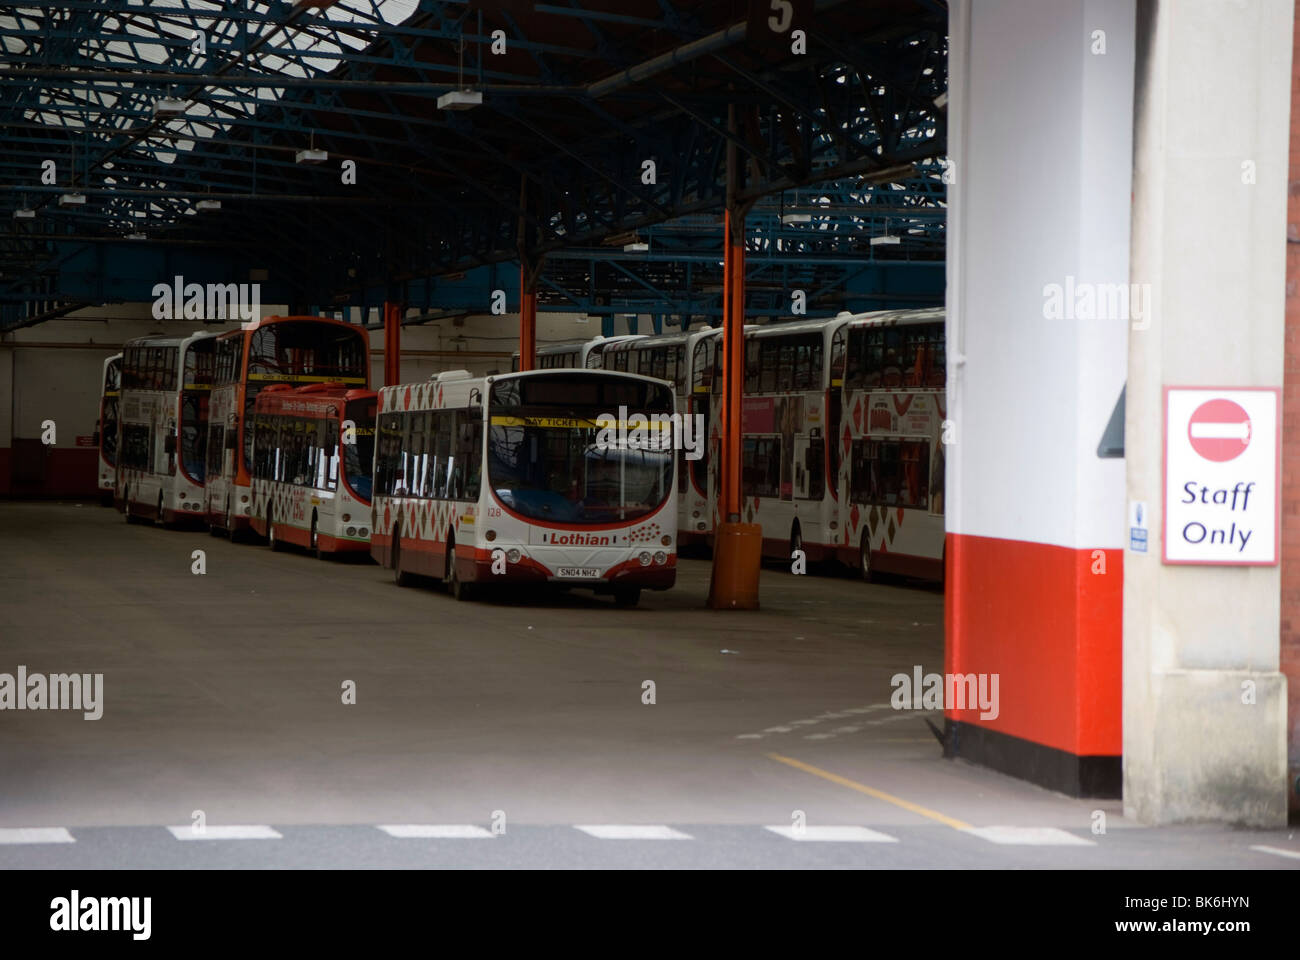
<box><xmin>164</xmin><ymin>434</ymin><xmax>177</xmax><ymax>455</ymax></box>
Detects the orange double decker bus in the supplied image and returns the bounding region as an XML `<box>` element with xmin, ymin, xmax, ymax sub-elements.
<box><xmin>203</xmin><ymin>315</ymin><xmax>369</xmax><ymax>539</ymax></box>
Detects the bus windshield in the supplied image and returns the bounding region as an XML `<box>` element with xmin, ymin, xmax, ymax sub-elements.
<box><xmin>344</xmin><ymin>398</ymin><xmax>376</xmax><ymax>502</ymax></box>
<box><xmin>247</xmin><ymin>321</ymin><xmax>367</xmax><ymax>384</ymax></box>
<box><xmin>487</xmin><ymin>374</ymin><xmax>674</xmax><ymax>525</ymax></box>
<box><xmin>102</xmin><ymin>359</ymin><xmax>121</xmax><ymax>467</ymax></box>
<box><xmin>242</xmin><ymin>321</ymin><xmax>367</xmax><ymax>473</ymax></box>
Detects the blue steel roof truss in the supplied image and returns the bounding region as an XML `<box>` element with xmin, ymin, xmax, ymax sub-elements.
<box><xmin>0</xmin><ymin>0</ymin><xmax>947</xmax><ymax>330</ymax></box>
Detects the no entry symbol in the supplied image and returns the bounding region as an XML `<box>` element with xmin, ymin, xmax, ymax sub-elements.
<box><xmin>1187</xmin><ymin>398</ymin><xmax>1251</xmax><ymax>462</ymax></box>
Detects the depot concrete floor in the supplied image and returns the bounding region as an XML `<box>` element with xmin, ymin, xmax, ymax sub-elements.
<box><xmin>0</xmin><ymin>501</ymin><xmax>1295</xmax><ymax>869</ymax></box>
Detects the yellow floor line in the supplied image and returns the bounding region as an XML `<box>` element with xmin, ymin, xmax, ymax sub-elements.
<box><xmin>768</xmin><ymin>753</ymin><xmax>972</xmax><ymax>831</ymax></box>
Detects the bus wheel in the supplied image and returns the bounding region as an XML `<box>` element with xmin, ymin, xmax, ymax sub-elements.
<box><xmin>225</xmin><ymin>502</ymin><xmax>239</xmax><ymax>543</ymax></box>
<box><xmin>123</xmin><ymin>491</ymin><xmax>136</xmax><ymax>524</ymax></box>
<box><xmin>790</xmin><ymin>522</ymin><xmax>803</xmax><ymax>564</ymax></box>
<box><xmin>157</xmin><ymin>493</ymin><xmax>170</xmax><ymax>530</ymax></box>
<box><xmin>207</xmin><ymin>506</ymin><xmax>222</xmax><ymax>537</ymax></box>
<box><xmin>392</xmin><ymin>530</ymin><xmax>415</xmax><ymax>587</ymax></box>
<box><xmin>444</xmin><ymin>538</ymin><xmax>472</xmax><ymax>601</ymax></box>
<box><xmin>859</xmin><ymin>534</ymin><xmax>875</xmax><ymax>583</ymax></box>
<box><xmin>613</xmin><ymin>585</ymin><xmax>641</xmax><ymax>608</ymax></box>
<box><xmin>268</xmin><ymin>509</ymin><xmax>285</xmax><ymax>552</ymax></box>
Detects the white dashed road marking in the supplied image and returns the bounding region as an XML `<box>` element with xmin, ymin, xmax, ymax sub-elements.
<box><xmin>378</xmin><ymin>824</ymin><xmax>494</xmax><ymax>839</ymax></box>
<box><xmin>166</xmin><ymin>825</ymin><xmax>283</xmax><ymax>841</ymax></box>
<box><xmin>0</xmin><ymin>827</ymin><xmax>75</xmax><ymax>844</ymax></box>
<box><xmin>575</xmin><ymin>825</ymin><xmax>692</xmax><ymax>840</ymax></box>
<box><xmin>765</xmin><ymin>825</ymin><xmax>899</xmax><ymax>843</ymax></box>
<box><xmin>962</xmin><ymin>826</ymin><xmax>1095</xmax><ymax>846</ymax></box>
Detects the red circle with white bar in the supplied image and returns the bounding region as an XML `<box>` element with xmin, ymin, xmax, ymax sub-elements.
<box><xmin>1187</xmin><ymin>398</ymin><xmax>1251</xmax><ymax>462</ymax></box>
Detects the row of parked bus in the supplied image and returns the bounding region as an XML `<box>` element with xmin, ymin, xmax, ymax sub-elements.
<box><xmin>95</xmin><ymin>315</ymin><xmax>678</xmax><ymax>606</ymax></box>
<box><xmin>94</xmin><ymin>307</ymin><xmax>947</xmax><ymax>607</ymax></box>
<box><xmin>511</xmin><ymin>307</ymin><xmax>947</xmax><ymax>580</ymax></box>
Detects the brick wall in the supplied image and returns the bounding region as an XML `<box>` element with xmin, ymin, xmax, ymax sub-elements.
<box><xmin>1283</xmin><ymin>8</ymin><xmax>1300</xmax><ymax>820</ymax></box>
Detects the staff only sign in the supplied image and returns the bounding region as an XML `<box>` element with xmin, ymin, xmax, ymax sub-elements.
<box><xmin>1163</xmin><ymin>387</ymin><xmax>1279</xmax><ymax>565</ymax></box>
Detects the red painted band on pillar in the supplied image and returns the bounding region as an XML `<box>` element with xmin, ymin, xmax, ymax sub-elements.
<box><xmin>944</xmin><ymin>532</ymin><xmax>1122</xmax><ymax>757</ymax></box>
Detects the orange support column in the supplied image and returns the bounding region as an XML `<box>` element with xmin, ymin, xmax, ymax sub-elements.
<box><xmin>382</xmin><ymin>301</ymin><xmax>401</xmax><ymax>386</ymax></box>
<box><xmin>518</xmin><ymin>263</ymin><xmax>537</xmax><ymax>372</ymax></box>
<box><xmin>708</xmin><ymin>208</ymin><xmax>761</xmax><ymax>609</ymax></box>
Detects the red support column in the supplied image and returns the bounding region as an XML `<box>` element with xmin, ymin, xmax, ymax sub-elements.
<box><xmin>519</xmin><ymin>263</ymin><xmax>537</xmax><ymax>372</ymax></box>
<box><xmin>382</xmin><ymin>301</ymin><xmax>401</xmax><ymax>386</ymax></box>
<box><xmin>721</xmin><ymin>209</ymin><xmax>744</xmax><ymax>521</ymax></box>
<box><xmin>708</xmin><ymin>207</ymin><xmax>761</xmax><ymax>609</ymax></box>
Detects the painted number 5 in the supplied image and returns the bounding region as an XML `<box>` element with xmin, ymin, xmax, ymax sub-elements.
<box><xmin>768</xmin><ymin>0</ymin><xmax>792</xmax><ymax>33</ymax></box>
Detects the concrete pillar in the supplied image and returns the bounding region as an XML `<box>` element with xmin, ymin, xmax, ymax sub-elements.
<box><xmin>946</xmin><ymin>0</ymin><xmax>1133</xmax><ymax>795</ymax></box>
<box><xmin>1124</xmin><ymin>0</ymin><xmax>1292</xmax><ymax>826</ymax></box>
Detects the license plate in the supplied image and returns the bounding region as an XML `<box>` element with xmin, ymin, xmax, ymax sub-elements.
<box><xmin>555</xmin><ymin>567</ymin><xmax>601</xmax><ymax>580</ymax></box>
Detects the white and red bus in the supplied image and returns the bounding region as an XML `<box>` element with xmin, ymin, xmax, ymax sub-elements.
<box><xmin>247</xmin><ymin>383</ymin><xmax>378</xmax><ymax>558</ymax></box>
<box><xmin>600</xmin><ymin>325</ymin><xmax>723</xmax><ymax>550</ymax></box>
<box><xmin>115</xmin><ymin>332</ymin><xmax>216</xmax><ymax>526</ymax></box>
<box><xmin>204</xmin><ymin>315</ymin><xmax>370</xmax><ymax>539</ymax></box>
<box><xmin>836</xmin><ymin>307</ymin><xmax>946</xmax><ymax>581</ymax></box>
<box><xmin>372</xmin><ymin>367</ymin><xmax>677</xmax><ymax>606</ymax></box>
<box><xmin>706</xmin><ymin>315</ymin><xmax>855</xmax><ymax>563</ymax></box>
<box><xmin>95</xmin><ymin>352</ymin><xmax>121</xmax><ymax>506</ymax></box>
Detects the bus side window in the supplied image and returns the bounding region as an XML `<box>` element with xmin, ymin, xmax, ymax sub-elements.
<box><xmin>744</xmin><ymin>340</ymin><xmax>760</xmax><ymax>393</ymax></box>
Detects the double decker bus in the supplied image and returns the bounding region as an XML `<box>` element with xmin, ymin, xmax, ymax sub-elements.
<box><xmin>510</xmin><ymin>334</ymin><xmax>647</xmax><ymax>372</ymax></box>
<box><xmin>836</xmin><ymin>307</ymin><xmax>946</xmax><ymax>581</ymax></box>
<box><xmin>247</xmin><ymin>383</ymin><xmax>378</xmax><ymax>558</ymax></box>
<box><xmin>115</xmin><ymin>332</ymin><xmax>216</xmax><ymax>526</ymax></box>
<box><xmin>372</xmin><ymin>367</ymin><xmax>677</xmax><ymax>606</ymax></box>
<box><xmin>600</xmin><ymin>325</ymin><xmax>723</xmax><ymax>550</ymax></box>
<box><xmin>706</xmin><ymin>314</ymin><xmax>855</xmax><ymax>563</ymax></box>
<box><xmin>204</xmin><ymin>315</ymin><xmax>369</xmax><ymax>539</ymax></box>
<box><xmin>95</xmin><ymin>352</ymin><xmax>121</xmax><ymax>506</ymax></box>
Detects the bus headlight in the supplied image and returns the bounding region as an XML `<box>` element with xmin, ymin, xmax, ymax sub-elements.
<box><xmin>696</xmin><ymin>522</ymin><xmax>706</xmax><ymax>531</ymax></box>
<box><xmin>653</xmin><ymin>551</ymin><xmax>667</xmax><ymax>565</ymax></box>
<box><xmin>638</xmin><ymin>551</ymin><xmax>652</xmax><ymax>566</ymax></box>
<box><xmin>358</xmin><ymin>527</ymin><xmax>369</xmax><ymax>538</ymax></box>
<box><xmin>346</xmin><ymin>526</ymin><xmax>357</xmax><ymax>537</ymax></box>
<box><xmin>506</xmin><ymin>548</ymin><xmax>521</xmax><ymax>563</ymax></box>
